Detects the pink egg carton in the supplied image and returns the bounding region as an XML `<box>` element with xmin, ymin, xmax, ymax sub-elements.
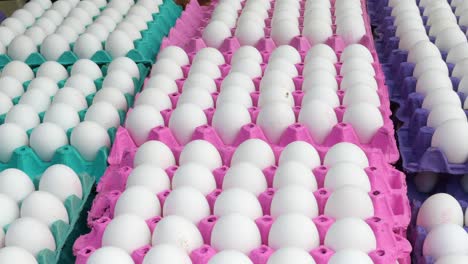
<box><xmin>73</xmin><ymin>213</ymin><xmax>411</xmax><ymax>264</ymax></box>
<box><xmin>89</xmin><ymin>160</ymin><xmax>410</xmax><ymax>230</ymax></box>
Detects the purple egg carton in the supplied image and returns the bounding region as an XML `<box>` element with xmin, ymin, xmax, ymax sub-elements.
<box><xmin>407</xmin><ymin>184</ymin><xmax>468</xmax><ymax>264</ymax></box>
<box><xmin>73</xmin><ymin>213</ymin><xmax>411</xmax><ymax>264</ymax></box>
<box><xmin>89</xmin><ymin>161</ymin><xmax>410</xmax><ymax>231</ymax></box>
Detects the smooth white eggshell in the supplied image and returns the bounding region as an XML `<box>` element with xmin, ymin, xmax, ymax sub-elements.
<box><xmin>231</xmin><ymin>58</ymin><xmax>262</xmax><ymax>78</ymax></box>
<box><xmin>20</xmin><ymin>191</ymin><xmax>69</xmax><ymax>226</ymax></box>
<box><xmin>231</xmin><ymin>139</ymin><xmax>275</xmax><ymax>169</ymax></box>
<box><xmin>77</xmin><ymin>1</ymin><xmax>99</xmax><ymax>16</ymax></box>
<box><xmin>340</xmin><ymin>58</ymin><xmax>375</xmax><ymax>76</ymax></box>
<box><xmin>408</xmin><ymin>40</ymin><xmax>442</xmax><ymax>64</ymax></box>
<box><xmin>95</xmin><ymin>16</ymin><xmax>117</xmax><ymax>32</ymax></box>
<box><xmin>114</xmin><ymin>186</ymin><xmax>161</xmax><ymax>219</ymax></box>
<box><xmin>85</xmin><ymin>102</ymin><xmax>120</xmax><ymax>130</ymax></box>
<box><xmin>446</xmin><ymin>43</ymin><xmax>468</xmax><ymax>64</ymax></box>
<box><xmin>211</xmin><ymin>214</ymin><xmax>261</xmax><ymax>254</ymax></box>
<box><xmin>325</xmin><ymin>163</ymin><xmax>371</xmax><ymax>192</ymax></box>
<box><xmin>2</xmin><ymin>18</ymin><xmax>26</xmax><ymax>34</ymax></box>
<box><xmin>267</xmin><ymin>248</ymin><xmax>316</xmax><ymax>264</ymax></box>
<box><xmin>163</xmin><ymin>187</ymin><xmax>210</xmax><ymax>224</ymax></box>
<box><xmin>55</xmin><ymin>25</ymin><xmax>79</xmax><ymax>44</ymax></box>
<box><xmin>0</xmin><ymin>92</ymin><xmax>12</xmax><ymax>114</ymax></box>
<box><xmin>216</xmin><ymin>88</ymin><xmax>253</xmax><ymax>108</ymax></box>
<box><xmin>23</xmin><ymin>2</ymin><xmax>45</xmax><ymax>17</ymax></box>
<box><xmin>68</xmin><ymin>7</ymin><xmax>93</xmax><ymax>26</ymax></box>
<box><xmin>101</xmin><ymin>7</ymin><xmax>123</xmax><ymax>22</ymax></box>
<box><xmin>192</xmin><ymin>47</ymin><xmax>226</xmax><ymax>66</ymax></box>
<box><xmin>273</xmin><ymin>161</ymin><xmax>317</xmax><ymax>191</ymax></box>
<box><xmin>208</xmin><ymin>250</ymin><xmax>253</xmax><ymax>264</ymax></box>
<box><xmin>64</xmin><ymin>74</ymin><xmax>97</xmax><ymax>96</ymax></box>
<box><xmin>39</xmin><ymin>164</ymin><xmax>82</xmax><ymax>202</ymax></box>
<box><xmin>7</xmin><ymin>35</ymin><xmax>36</xmax><ymax>61</ymax></box>
<box><xmin>150</xmin><ymin>58</ymin><xmax>183</xmax><ymax>80</ymax></box>
<box><xmin>435</xmin><ymin>27</ymin><xmax>467</xmax><ymax>52</ymax></box>
<box><xmin>0</xmin><ymin>27</ymin><xmax>15</xmax><ymax>47</ymax></box>
<box><xmin>416</xmin><ymin>70</ymin><xmax>452</xmax><ymax>95</ymax></box>
<box><xmin>24</xmin><ymin>26</ymin><xmax>46</xmax><ymax>46</ymax></box>
<box><xmin>271</xmin><ymin>20</ymin><xmax>300</xmax><ymax>46</ymax></box>
<box><xmin>324</xmin><ymin>218</ymin><xmax>376</xmax><ymax>253</ymax></box>
<box><xmin>1</xmin><ymin>61</ymin><xmax>33</xmax><ymax>83</ymax></box>
<box><xmin>324</xmin><ymin>186</ymin><xmax>374</xmax><ymax>219</ymax></box>
<box><xmin>116</xmin><ymin>21</ymin><xmax>141</xmax><ymax>41</ymax></box>
<box><xmin>341</xmin><ymin>44</ymin><xmax>373</xmax><ymax>62</ymax></box>
<box><xmin>257</xmin><ymin>103</ymin><xmax>295</xmax><ymax>144</ymax></box>
<box><xmin>214</xmin><ymin>188</ymin><xmax>263</xmax><ymax>220</ymax></box>
<box><xmin>133</xmin><ymin>140</ymin><xmax>175</xmax><ymax>169</ymax></box>
<box><xmin>427</xmin><ymin>104</ymin><xmax>467</xmax><ymax>128</ymax></box>
<box><xmin>413</xmin><ymin>57</ymin><xmax>447</xmax><ymax>79</ymax></box>
<box><xmin>143</xmin><ymin>244</ymin><xmax>192</xmax><ymax>264</ymax></box>
<box><xmin>183</xmin><ymin>73</ymin><xmax>217</xmax><ymax>93</ymax></box>
<box><xmin>398</xmin><ymin>29</ymin><xmax>429</xmax><ymax>51</ymax></box>
<box><xmin>423</xmin><ymin>224</ymin><xmax>468</xmax><ymax>260</ymax></box>
<box><xmin>151</xmin><ymin>215</ymin><xmax>203</xmax><ymax>253</ymax></box>
<box><xmin>271</xmin><ymin>186</ymin><xmax>318</xmax><ymax>218</ymax></box>
<box><xmin>105</xmin><ymin>30</ymin><xmax>134</xmax><ymax>58</ymax></box>
<box><xmin>303</xmin><ymin>20</ymin><xmax>333</xmax><ymax>44</ymax></box>
<box><xmin>5</xmin><ymin>104</ymin><xmax>40</xmax><ymax>131</ymax></box>
<box><xmin>5</xmin><ymin>217</ymin><xmax>56</xmax><ymax>256</ymax></box>
<box><xmin>73</xmin><ymin>33</ymin><xmax>102</xmax><ymax>59</ymax></box>
<box><xmin>340</xmin><ymin>71</ymin><xmax>377</xmax><ymax>91</ymax></box>
<box><xmin>342</xmin><ymin>85</ymin><xmax>380</xmax><ymax>107</ymax></box>
<box><xmin>343</xmin><ymin>103</ymin><xmax>384</xmax><ymax>143</ymax></box>
<box><xmin>202</xmin><ymin>21</ymin><xmax>232</xmax><ymax>48</ymax></box>
<box><xmin>52</xmin><ymin>87</ymin><xmax>87</xmax><ymax>111</ymax></box>
<box><xmin>178</xmin><ymin>88</ymin><xmax>214</xmax><ymax>109</ymax></box>
<box><xmin>157</xmin><ymin>46</ymin><xmax>189</xmax><ymax>67</ymax></box>
<box><xmin>417</xmin><ymin>193</ymin><xmax>464</xmax><ymax>232</ymax></box>
<box><xmin>27</xmin><ymin>77</ymin><xmax>59</xmax><ymax>97</ymax></box>
<box><xmin>303</xmin><ymin>87</ymin><xmax>340</xmax><ymax>108</ymax></box>
<box><xmin>135</xmin><ymin>89</ymin><xmax>171</xmax><ymax>111</ymax></box>
<box><xmin>261</xmin><ymin>70</ymin><xmax>295</xmax><ymax>91</ymax></box>
<box><xmin>11</xmin><ymin>9</ymin><xmax>35</xmax><ymax>27</ymax></box>
<box><xmin>329</xmin><ymin>249</ymin><xmax>373</xmax><ymax>264</ymax></box>
<box><xmin>304</xmin><ymin>57</ymin><xmax>336</xmax><ymax>76</ymax></box>
<box><xmin>0</xmin><ymin>168</ymin><xmax>34</xmax><ymax>203</ymax></box>
<box><xmin>125</xmin><ymin>105</ymin><xmax>164</xmax><ymax>146</ymax></box>
<box><xmin>0</xmin><ymin>247</ymin><xmax>38</xmax><ymax>264</ymax></box>
<box><xmin>107</xmin><ymin>57</ymin><xmax>140</xmax><ymax>80</ymax></box>
<box><xmin>70</xmin><ymin>121</ymin><xmax>111</xmax><ymax>161</ymax></box>
<box><xmin>222</xmin><ymin>162</ymin><xmax>267</xmax><ymax>196</ymax></box>
<box><xmin>0</xmin><ymin>77</ymin><xmax>23</xmax><ymax>99</ymax></box>
<box><xmin>71</xmin><ymin>59</ymin><xmax>102</xmax><ymax>80</ymax></box>
<box><xmin>87</xmin><ymin>247</ymin><xmax>134</xmax><ymax>264</ymax></box>
<box><xmin>168</xmin><ymin>103</ymin><xmax>208</xmax><ymax>145</ymax></box>
<box><xmin>268</xmin><ymin>214</ymin><xmax>319</xmax><ymax>250</ymax></box>
<box><xmin>0</xmin><ymin>193</ymin><xmax>19</xmax><ymax>227</ymax></box>
<box><xmin>298</xmin><ymin>100</ymin><xmax>337</xmax><ymax>143</ymax></box>
<box><xmin>279</xmin><ymin>141</ymin><xmax>321</xmax><ymax>169</ymax></box>
<box><xmin>102</xmin><ymin>214</ymin><xmax>151</xmax><ymax>253</ymax></box>
<box><xmin>324</xmin><ymin>142</ymin><xmax>369</xmax><ymax>168</ymax></box>
<box><xmin>128</xmin><ymin>5</ymin><xmax>153</xmax><ymax>22</ymax></box>
<box><xmin>212</xmin><ymin>103</ymin><xmax>251</xmax><ymax>145</ymax></box>
<box><xmin>257</xmin><ymin>87</ymin><xmax>294</xmax><ymax>107</ymax></box>
<box><xmin>231</xmin><ymin>46</ymin><xmax>263</xmax><ymax>65</ymax></box>
<box><xmin>93</xmin><ymin>88</ymin><xmax>128</xmax><ymax>111</ymax></box>
<box><xmin>305</xmin><ymin>44</ymin><xmax>337</xmax><ymax>63</ymax></box>
<box><xmin>189</xmin><ymin>59</ymin><xmax>221</xmax><ymax>80</ymax></box>
<box><xmin>302</xmin><ymin>70</ymin><xmax>338</xmax><ymax>92</ymax></box>
<box><xmin>0</xmin><ymin>124</ymin><xmax>29</xmax><ymax>163</ymax></box>
<box><xmin>235</xmin><ymin>21</ymin><xmax>265</xmax><ymax>46</ymax></box>
<box><xmin>126</xmin><ymin>164</ymin><xmax>170</xmax><ymax>194</ymax></box>
<box><xmin>145</xmin><ymin>74</ymin><xmax>178</xmax><ymax>95</ymax></box>
<box><xmin>30</xmin><ymin>123</ymin><xmax>68</xmax><ymax>161</ymax></box>
<box><xmin>103</xmin><ymin>70</ymin><xmax>135</xmax><ymax>95</ymax></box>
<box><xmin>270</xmin><ymin>45</ymin><xmax>301</xmax><ymax>65</ymax></box>
<box><xmin>43</xmin><ymin>103</ymin><xmax>80</xmax><ymax>131</ymax></box>
<box><xmin>172</xmin><ymin>163</ymin><xmax>216</xmax><ymax>195</ymax></box>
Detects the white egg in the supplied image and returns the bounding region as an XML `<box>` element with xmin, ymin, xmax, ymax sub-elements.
<box><xmin>222</xmin><ymin>162</ymin><xmax>266</xmax><ymax>196</ymax></box>
<box><xmin>116</xmin><ymin>21</ymin><xmax>141</xmax><ymax>41</ymax></box>
<box><xmin>52</xmin><ymin>87</ymin><xmax>87</xmax><ymax>111</ymax></box>
<box><xmin>260</xmin><ymin>70</ymin><xmax>295</xmax><ymax>92</ymax></box>
<box><xmin>302</xmin><ymin>20</ymin><xmax>333</xmax><ymax>44</ymax></box>
<box><xmin>1</xmin><ymin>61</ymin><xmax>33</xmax><ymax>83</ymax></box>
<box><xmin>106</xmin><ymin>30</ymin><xmax>135</xmax><ymax>58</ymax></box>
<box><xmin>103</xmin><ymin>70</ymin><xmax>135</xmax><ymax>95</ymax></box>
<box><xmin>432</xmin><ymin>120</ymin><xmax>468</xmax><ymax>164</ymax></box>
<box><xmin>0</xmin><ymin>124</ymin><xmax>29</xmax><ymax>163</ymax></box>
<box><xmin>108</xmin><ymin>57</ymin><xmax>140</xmax><ymax>80</ymax></box>
<box><xmin>258</xmin><ymin>87</ymin><xmax>294</xmax><ymax>107</ymax></box>
<box><xmin>231</xmin><ymin>58</ymin><xmax>262</xmax><ymax>79</ymax></box>
<box><xmin>324</xmin><ymin>186</ymin><xmax>374</xmax><ymax>219</ymax></box>
<box><xmin>0</xmin><ymin>27</ymin><xmax>15</xmax><ymax>47</ymax></box>
<box><xmin>342</xmin><ymin>85</ymin><xmax>380</xmax><ymax>107</ymax></box>
<box><xmin>343</xmin><ymin>103</ymin><xmax>384</xmax><ymax>143</ymax></box>
<box><xmin>71</xmin><ymin>59</ymin><xmax>102</xmax><ymax>80</ymax></box>
<box><xmin>20</xmin><ymin>191</ymin><xmax>69</xmax><ymax>226</ymax></box>
<box><xmin>152</xmin><ymin>215</ymin><xmax>204</xmax><ymax>253</ymax></box>
<box><xmin>271</xmin><ymin>20</ymin><xmax>300</xmax><ymax>46</ymax></box>
<box><xmin>126</xmin><ymin>164</ymin><xmax>170</xmax><ymax>194</ymax></box>
<box><xmin>416</xmin><ymin>70</ymin><xmax>452</xmax><ymax>96</ymax></box>
<box><xmin>427</xmin><ymin>104</ymin><xmax>467</xmax><ymax>128</ymax></box>
<box><xmin>304</xmin><ymin>57</ymin><xmax>336</xmax><ymax>76</ymax></box>
<box><xmin>303</xmin><ymin>87</ymin><xmax>340</xmax><ymax>108</ymax></box>
<box><xmin>93</xmin><ymin>88</ymin><xmax>128</xmax><ymax>111</ymax></box>
<box><xmin>340</xmin><ymin>58</ymin><xmax>375</xmax><ymax>77</ymax></box>
<box><xmin>267</xmin><ymin>248</ymin><xmax>316</xmax><ymax>264</ymax></box>
<box><xmin>150</xmin><ymin>59</ymin><xmax>183</xmax><ymax>80</ymax></box>
<box><xmin>435</xmin><ymin>27</ymin><xmax>467</xmax><ymax>52</ymax></box>
<box><xmin>269</xmin><ymin>214</ymin><xmax>319</xmax><ymax>250</ymax></box>
<box><xmin>235</xmin><ymin>21</ymin><xmax>265</xmax><ymax>46</ymax></box>
<box><xmin>73</xmin><ymin>33</ymin><xmax>103</xmax><ymax>59</ymax></box>
<box><xmin>0</xmin><ymin>247</ymin><xmax>38</xmax><ymax>264</ymax></box>
<box><xmin>231</xmin><ymin>46</ymin><xmax>262</xmax><ymax>65</ymax></box>
<box><xmin>298</xmin><ymin>100</ymin><xmax>337</xmax><ymax>143</ymax></box>
<box><xmin>143</xmin><ymin>244</ymin><xmax>192</xmax><ymax>264</ymax></box>
<box><xmin>2</xmin><ymin>18</ymin><xmax>26</xmax><ymax>34</ymax></box>
<box><xmin>125</xmin><ymin>105</ymin><xmax>164</xmax><ymax>146</ymax></box>
<box><xmin>135</xmin><ymin>89</ymin><xmax>171</xmax><ymax>111</ymax></box>
<box><xmin>128</xmin><ymin>5</ymin><xmax>153</xmax><ymax>22</ymax></box>
<box><xmin>52</xmin><ymin>1</ymin><xmax>72</xmax><ymax>16</ymax></box>
<box><xmin>212</xmin><ymin>103</ymin><xmax>251</xmax><ymax>145</ymax></box>
<box><xmin>273</xmin><ymin>161</ymin><xmax>318</xmax><ymax>191</ymax></box>
<box><xmin>114</xmin><ymin>186</ymin><xmax>161</xmax><ymax>220</ymax></box>
<box><xmin>35</xmin><ymin>62</ymin><xmax>67</xmax><ymax>83</ymax></box>
<box><xmin>302</xmin><ymin>70</ymin><xmax>338</xmax><ymax>92</ymax></box>
<box><xmin>168</xmin><ymin>103</ymin><xmax>207</xmax><ymax>145</ymax></box>
<box><xmin>324</xmin><ymin>143</ymin><xmax>369</xmax><ymax>168</ymax></box>
<box><xmin>0</xmin><ymin>92</ymin><xmax>12</xmax><ymax>115</ymax></box>
<box><xmin>413</xmin><ymin>57</ymin><xmax>448</xmax><ymax>79</ymax></box>
<box><xmin>102</xmin><ymin>214</ymin><xmax>151</xmax><ymax>253</ymax></box>
<box><xmin>64</xmin><ymin>74</ymin><xmax>97</xmax><ymax>96</ymax></box>
<box><xmin>0</xmin><ymin>193</ymin><xmax>19</xmax><ymax>227</ymax></box>
<box><xmin>325</xmin><ymin>162</ymin><xmax>371</xmax><ymax>192</ymax></box>
<box><xmin>447</xmin><ymin>43</ymin><xmax>468</xmax><ymax>64</ymax></box>
<box><xmin>329</xmin><ymin>249</ymin><xmax>373</xmax><ymax>264</ymax></box>
<box><xmin>70</xmin><ymin>121</ymin><xmax>111</xmax><ymax>161</ymax></box>
<box><xmin>29</xmin><ymin>123</ymin><xmax>68</xmax><ymax>162</ymax></box>
<box><xmin>270</xmin><ymin>45</ymin><xmax>302</xmax><ymax>65</ymax></box>
<box><xmin>257</xmin><ymin>103</ymin><xmax>295</xmax><ymax>144</ymax></box>
<box><xmin>278</xmin><ymin>141</ymin><xmax>321</xmax><ymax>169</ymax></box>
<box><xmin>5</xmin><ymin>104</ymin><xmax>39</xmax><ymax>131</ymax></box>
<box><xmin>101</xmin><ymin>7</ymin><xmax>123</xmax><ymax>22</ymax></box>
<box><xmin>23</xmin><ymin>2</ymin><xmax>45</xmax><ymax>17</ymax></box>
<box><xmin>192</xmin><ymin>47</ymin><xmax>226</xmax><ymax>66</ymax></box>
<box><xmin>5</xmin><ymin>217</ymin><xmax>56</xmax><ymax>256</ymax></box>
<box><xmin>85</xmin><ymin>102</ymin><xmax>120</xmax><ymax>130</ymax></box>
<box><xmin>24</xmin><ymin>26</ymin><xmax>46</xmax><ymax>46</ymax></box>
<box><xmin>341</xmin><ymin>44</ymin><xmax>373</xmax><ymax>63</ymax></box>
<box><xmin>56</xmin><ymin>25</ymin><xmax>79</xmax><ymax>44</ymax></box>
<box><xmin>18</xmin><ymin>89</ymin><xmax>50</xmax><ymax>114</ymax></box>
<box><xmin>163</xmin><ymin>187</ymin><xmax>210</xmax><ymax>224</ymax></box>
<box><xmin>77</xmin><ymin>1</ymin><xmax>99</xmax><ymax>17</ymax></box>
<box><xmin>0</xmin><ymin>168</ymin><xmax>34</xmax><ymax>203</ymax></box>
<box><xmin>417</xmin><ymin>193</ymin><xmax>464</xmax><ymax>232</ymax></box>
<box><xmin>43</xmin><ymin>103</ymin><xmax>80</xmax><ymax>131</ymax></box>
<box><xmin>95</xmin><ymin>16</ymin><xmax>117</xmax><ymax>32</ymax></box>
<box><xmin>231</xmin><ymin>139</ymin><xmax>275</xmax><ymax>169</ymax></box>
<box><xmin>214</xmin><ymin>188</ymin><xmax>263</xmax><ymax>220</ymax></box>
<box><xmin>41</xmin><ymin>34</ymin><xmax>70</xmax><ymax>62</ymax></box>
<box><xmin>271</xmin><ymin>186</ymin><xmax>318</xmax><ymax>218</ymax></box>
<box><xmin>211</xmin><ymin>214</ymin><xmax>261</xmax><ymax>254</ymax></box>
<box><xmin>87</xmin><ymin>247</ymin><xmax>134</xmax><ymax>264</ymax></box>
<box><xmin>172</xmin><ymin>163</ymin><xmax>216</xmax><ymax>195</ymax></box>
<box><xmin>133</xmin><ymin>140</ymin><xmax>175</xmax><ymax>169</ymax></box>
<box><xmin>38</xmin><ymin>165</ymin><xmax>81</xmax><ymax>203</ymax></box>
<box><xmin>157</xmin><ymin>46</ymin><xmax>189</xmax><ymax>67</ymax></box>
<box><xmin>11</xmin><ymin>9</ymin><xmax>35</xmax><ymax>27</ymax></box>
<box><xmin>189</xmin><ymin>60</ymin><xmax>221</xmax><ymax>80</ymax></box>
<box><xmin>305</xmin><ymin>44</ymin><xmax>337</xmax><ymax>63</ymax></box>
<box><xmin>217</xmin><ymin>88</ymin><xmax>253</xmax><ymax>108</ymax></box>
<box><xmin>221</xmin><ymin>72</ymin><xmax>255</xmax><ymax>93</ymax></box>
<box><xmin>0</xmin><ymin>76</ymin><xmax>23</xmax><ymax>99</ymax></box>
<box><xmin>177</xmin><ymin>88</ymin><xmax>214</xmax><ymax>109</ymax></box>
<box><xmin>208</xmin><ymin>250</ymin><xmax>252</xmax><ymax>264</ymax></box>
<box><xmin>423</xmin><ymin>224</ymin><xmax>468</xmax><ymax>260</ymax></box>
<box><xmin>435</xmin><ymin>255</ymin><xmax>468</xmax><ymax>264</ymax></box>
<box><xmin>183</xmin><ymin>73</ymin><xmax>217</xmax><ymax>93</ymax></box>
<box><xmin>408</xmin><ymin>41</ymin><xmax>441</xmax><ymax>64</ymax></box>
<box><xmin>7</xmin><ymin>35</ymin><xmax>36</xmax><ymax>61</ymax></box>
<box><xmin>144</xmin><ymin>75</ymin><xmax>178</xmax><ymax>95</ymax></box>
<box><xmin>27</xmin><ymin>77</ymin><xmax>59</xmax><ymax>97</ymax></box>
<box><xmin>324</xmin><ymin>218</ymin><xmax>376</xmax><ymax>253</ymax></box>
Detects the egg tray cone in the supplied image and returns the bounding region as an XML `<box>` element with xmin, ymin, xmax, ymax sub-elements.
<box><xmin>2</xmin><ymin>169</ymin><xmax>95</xmax><ymax>264</ymax></box>
<box><xmin>367</xmin><ymin>0</ymin><xmax>468</xmax><ymax>174</ymax></box>
<box><xmin>0</xmin><ymin>0</ymin><xmax>182</xmax><ymax>68</ymax></box>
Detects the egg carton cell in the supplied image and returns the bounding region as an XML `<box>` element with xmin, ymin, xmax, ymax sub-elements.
<box><xmin>88</xmin><ymin>162</ymin><xmax>410</xmax><ymax>232</ymax></box>
<box><xmin>0</xmin><ymin>166</ymin><xmax>94</xmax><ymax>264</ymax></box>
<box><xmin>0</xmin><ymin>0</ymin><xmax>182</xmax><ymax>67</ymax></box>
<box><xmin>73</xmin><ymin>213</ymin><xmax>411</xmax><ymax>264</ymax></box>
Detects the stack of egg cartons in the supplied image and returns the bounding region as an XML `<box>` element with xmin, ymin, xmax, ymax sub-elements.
<box><xmin>370</xmin><ymin>0</ymin><xmax>468</xmax><ymax>263</ymax></box>
<box><xmin>0</xmin><ymin>0</ymin><xmax>187</xmax><ymax>263</ymax></box>
<box><xmin>74</xmin><ymin>0</ymin><xmax>412</xmax><ymax>263</ymax></box>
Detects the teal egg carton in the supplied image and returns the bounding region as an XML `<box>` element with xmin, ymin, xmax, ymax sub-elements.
<box><xmin>0</xmin><ymin>0</ymin><xmax>182</xmax><ymax>68</ymax></box>
<box><xmin>1</xmin><ymin>165</ymin><xmax>96</xmax><ymax>264</ymax></box>
<box><xmin>0</xmin><ymin>62</ymin><xmax>149</xmax><ymax>125</ymax></box>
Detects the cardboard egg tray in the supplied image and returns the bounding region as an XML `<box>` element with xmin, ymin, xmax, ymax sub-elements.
<box><xmin>1</xmin><ymin>167</ymin><xmax>94</xmax><ymax>264</ymax></box>
<box><xmin>367</xmin><ymin>0</ymin><xmax>468</xmax><ymax>174</ymax></box>
<box><xmin>73</xmin><ymin>212</ymin><xmax>410</xmax><ymax>264</ymax></box>
<box><xmin>0</xmin><ymin>0</ymin><xmax>182</xmax><ymax>67</ymax></box>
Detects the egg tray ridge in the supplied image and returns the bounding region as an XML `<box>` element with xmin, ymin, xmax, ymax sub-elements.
<box><xmin>72</xmin><ymin>211</ymin><xmax>411</xmax><ymax>264</ymax></box>
<box><xmin>0</xmin><ymin>0</ymin><xmax>182</xmax><ymax>68</ymax></box>
<box><xmin>2</xmin><ymin>169</ymin><xmax>95</xmax><ymax>264</ymax></box>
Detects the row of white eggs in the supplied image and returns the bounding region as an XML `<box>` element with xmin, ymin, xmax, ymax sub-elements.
<box><xmin>89</xmin><ymin>214</ymin><xmax>381</xmax><ymax>262</ymax></box>
<box><xmin>415</xmin><ymin>193</ymin><xmax>468</xmax><ymax>261</ymax></box>
<box><xmin>0</xmin><ymin>0</ymin><xmax>162</xmax><ymax>60</ymax></box>
<box><xmin>0</xmin><ymin>165</ymin><xmax>83</xmax><ymax>257</ymax></box>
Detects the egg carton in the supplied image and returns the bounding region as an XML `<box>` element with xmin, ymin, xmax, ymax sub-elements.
<box><xmin>1</xmin><ymin>168</ymin><xmax>95</xmax><ymax>264</ymax></box>
<box><xmin>89</xmin><ymin>161</ymin><xmax>410</xmax><ymax>230</ymax></box>
<box><xmin>72</xmin><ymin>213</ymin><xmax>411</xmax><ymax>264</ymax></box>
<box><xmin>407</xmin><ymin>196</ymin><xmax>468</xmax><ymax>264</ymax></box>
<box><xmin>0</xmin><ymin>0</ymin><xmax>182</xmax><ymax>67</ymax></box>
<box><xmin>0</xmin><ymin>62</ymin><xmax>149</xmax><ymax>124</ymax></box>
